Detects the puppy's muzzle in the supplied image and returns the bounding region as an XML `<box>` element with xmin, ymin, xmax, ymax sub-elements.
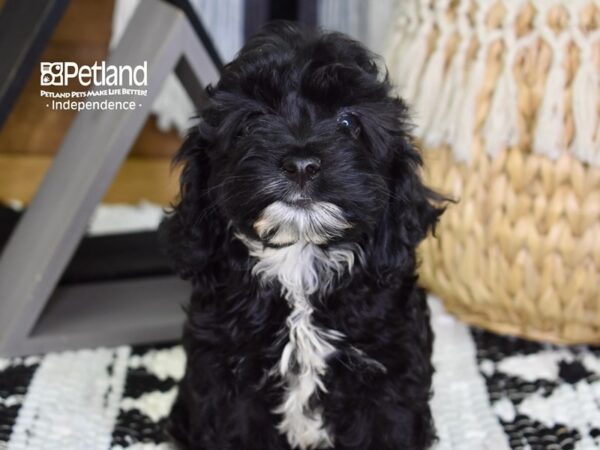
<box><xmin>253</xmin><ymin>201</ymin><xmax>351</xmax><ymax>246</ymax></box>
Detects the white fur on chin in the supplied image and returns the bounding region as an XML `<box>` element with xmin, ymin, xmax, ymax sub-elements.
<box><xmin>238</xmin><ymin>201</ymin><xmax>362</xmax><ymax>450</ymax></box>
<box><xmin>253</xmin><ymin>200</ymin><xmax>351</xmax><ymax>246</ymax></box>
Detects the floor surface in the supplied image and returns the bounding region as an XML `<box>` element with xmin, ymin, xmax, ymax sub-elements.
<box><xmin>2</xmin><ymin>298</ymin><xmax>600</xmax><ymax>450</ymax></box>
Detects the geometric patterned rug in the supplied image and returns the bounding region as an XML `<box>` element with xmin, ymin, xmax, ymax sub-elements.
<box><xmin>2</xmin><ymin>298</ymin><xmax>600</xmax><ymax>450</ymax></box>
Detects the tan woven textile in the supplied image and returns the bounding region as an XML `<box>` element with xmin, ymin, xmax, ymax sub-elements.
<box><xmin>386</xmin><ymin>0</ymin><xmax>600</xmax><ymax>343</ymax></box>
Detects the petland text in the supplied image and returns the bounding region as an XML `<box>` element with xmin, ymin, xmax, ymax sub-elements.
<box><xmin>40</xmin><ymin>61</ymin><xmax>147</xmax><ymax>87</ymax></box>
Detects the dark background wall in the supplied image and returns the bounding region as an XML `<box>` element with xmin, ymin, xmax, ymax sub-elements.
<box><xmin>245</xmin><ymin>0</ymin><xmax>317</xmax><ymax>39</ymax></box>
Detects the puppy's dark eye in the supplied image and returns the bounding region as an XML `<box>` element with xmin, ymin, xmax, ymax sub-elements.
<box><xmin>337</xmin><ymin>113</ymin><xmax>360</xmax><ymax>138</ymax></box>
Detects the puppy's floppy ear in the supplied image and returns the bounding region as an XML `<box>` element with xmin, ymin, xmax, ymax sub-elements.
<box><xmin>363</xmin><ymin>98</ymin><xmax>446</xmax><ymax>284</ymax></box>
<box><xmin>159</xmin><ymin>125</ymin><xmax>227</xmax><ymax>285</ymax></box>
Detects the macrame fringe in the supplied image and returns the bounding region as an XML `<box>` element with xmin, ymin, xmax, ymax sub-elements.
<box><xmin>571</xmin><ymin>45</ymin><xmax>599</xmax><ymax>165</ymax></box>
<box><xmin>532</xmin><ymin>0</ymin><xmax>570</xmax><ymax>161</ymax></box>
<box><xmin>413</xmin><ymin>0</ymin><xmax>452</xmax><ymax>138</ymax></box>
<box><xmin>384</xmin><ymin>10</ymin><xmax>409</xmax><ymax>85</ymax></box>
<box><xmin>482</xmin><ymin>0</ymin><xmax>522</xmax><ymax>157</ymax></box>
<box><xmin>413</xmin><ymin>35</ymin><xmax>449</xmax><ymax>137</ymax></box>
<box><xmin>452</xmin><ymin>49</ymin><xmax>486</xmax><ymax>161</ymax></box>
<box><xmin>532</xmin><ymin>38</ymin><xmax>568</xmax><ymax>160</ymax></box>
<box><xmin>568</xmin><ymin>0</ymin><xmax>600</xmax><ymax>167</ymax></box>
<box><xmin>401</xmin><ymin>1</ymin><xmax>435</xmax><ymax>104</ymax></box>
<box><xmin>386</xmin><ymin>0</ymin><xmax>600</xmax><ymax>168</ymax></box>
<box><xmin>451</xmin><ymin>0</ymin><xmax>495</xmax><ymax>161</ymax></box>
<box><xmin>482</xmin><ymin>54</ymin><xmax>520</xmax><ymax>157</ymax></box>
<box><xmin>424</xmin><ymin>0</ymin><xmax>472</xmax><ymax>148</ymax></box>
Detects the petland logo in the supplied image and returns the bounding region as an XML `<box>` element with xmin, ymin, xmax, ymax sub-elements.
<box><xmin>40</xmin><ymin>61</ymin><xmax>148</xmax><ymax>111</ymax></box>
<box><xmin>40</xmin><ymin>61</ymin><xmax>147</xmax><ymax>87</ymax></box>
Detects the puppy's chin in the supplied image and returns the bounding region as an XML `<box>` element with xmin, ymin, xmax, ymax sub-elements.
<box><xmin>251</xmin><ymin>200</ymin><xmax>352</xmax><ymax>246</ymax></box>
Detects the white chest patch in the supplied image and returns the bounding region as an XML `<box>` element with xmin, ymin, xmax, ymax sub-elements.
<box><xmin>240</xmin><ymin>234</ymin><xmax>360</xmax><ymax>450</ymax></box>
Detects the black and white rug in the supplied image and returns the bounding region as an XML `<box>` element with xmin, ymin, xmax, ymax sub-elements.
<box><xmin>2</xmin><ymin>298</ymin><xmax>600</xmax><ymax>450</ymax></box>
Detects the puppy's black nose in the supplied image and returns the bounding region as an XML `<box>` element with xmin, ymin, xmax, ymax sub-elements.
<box><xmin>281</xmin><ymin>156</ymin><xmax>321</xmax><ymax>185</ymax></box>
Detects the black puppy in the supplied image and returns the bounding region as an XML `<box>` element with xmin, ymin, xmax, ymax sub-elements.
<box><xmin>162</xmin><ymin>22</ymin><xmax>444</xmax><ymax>450</ymax></box>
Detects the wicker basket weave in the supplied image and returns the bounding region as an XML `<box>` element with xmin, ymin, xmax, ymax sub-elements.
<box><xmin>386</xmin><ymin>0</ymin><xmax>600</xmax><ymax>344</ymax></box>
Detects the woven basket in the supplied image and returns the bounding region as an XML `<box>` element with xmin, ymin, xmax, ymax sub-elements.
<box><xmin>386</xmin><ymin>0</ymin><xmax>600</xmax><ymax>344</ymax></box>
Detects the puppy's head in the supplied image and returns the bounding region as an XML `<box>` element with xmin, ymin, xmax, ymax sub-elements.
<box><xmin>163</xmin><ymin>22</ymin><xmax>444</xmax><ymax>282</ymax></box>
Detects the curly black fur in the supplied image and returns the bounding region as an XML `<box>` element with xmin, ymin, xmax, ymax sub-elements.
<box><xmin>161</xmin><ymin>22</ymin><xmax>445</xmax><ymax>450</ymax></box>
